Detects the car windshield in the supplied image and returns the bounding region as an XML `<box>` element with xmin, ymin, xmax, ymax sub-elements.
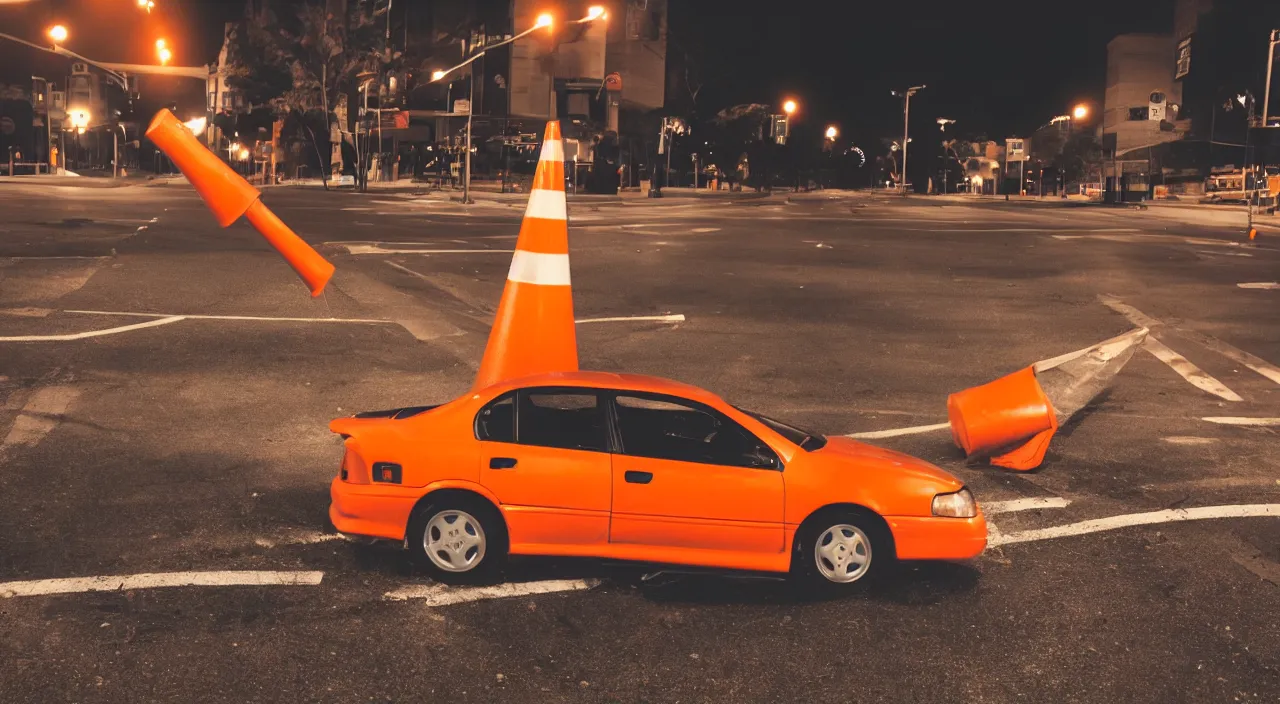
<box><xmin>737</xmin><ymin>408</ymin><xmax>827</xmax><ymax>451</ymax></box>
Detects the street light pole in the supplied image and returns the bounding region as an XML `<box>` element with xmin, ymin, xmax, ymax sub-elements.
<box><xmin>464</xmin><ymin>67</ymin><xmax>474</xmax><ymax>204</ymax></box>
<box><xmin>893</xmin><ymin>85</ymin><xmax>925</xmax><ymax>195</ymax></box>
<box><xmin>1264</xmin><ymin>30</ymin><xmax>1279</xmax><ymax>127</ymax></box>
<box><xmin>430</xmin><ymin>9</ymin><xmax>601</xmax><ymax>204</ymax></box>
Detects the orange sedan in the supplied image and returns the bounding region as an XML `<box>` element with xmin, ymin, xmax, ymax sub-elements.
<box><xmin>330</xmin><ymin>371</ymin><xmax>986</xmax><ymax>589</ymax></box>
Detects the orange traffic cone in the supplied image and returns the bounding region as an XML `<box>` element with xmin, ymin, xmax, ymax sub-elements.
<box><xmin>145</xmin><ymin>110</ymin><xmax>334</xmax><ymax>297</ymax></box>
<box><xmin>947</xmin><ymin>366</ymin><xmax>1058</xmax><ymax>471</ymax></box>
<box><xmin>473</xmin><ymin>121</ymin><xmax>577</xmax><ymax>390</ymax></box>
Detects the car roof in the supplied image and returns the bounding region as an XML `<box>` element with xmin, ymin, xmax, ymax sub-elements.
<box><xmin>484</xmin><ymin>370</ymin><xmax>725</xmax><ymax>406</ymax></box>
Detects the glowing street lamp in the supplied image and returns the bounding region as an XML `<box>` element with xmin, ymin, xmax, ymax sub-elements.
<box><xmin>431</xmin><ymin>70</ymin><xmax>446</xmax><ymax>81</ymax></box>
<box><xmin>138</xmin><ymin>0</ymin><xmax>155</xmax><ymax>12</ymax></box>
<box><xmin>535</xmin><ymin>12</ymin><xmax>553</xmax><ymax>28</ymax></box>
<box><xmin>783</xmin><ymin>99</ymin><xmax>797</xmax><ymax>116</ymax></box>
<box><xmin>48</xmin><ymin>25</ymin><xmax>69</xmax><ymax>43</ymax></box>
<box><xmin>825</xmin><ymin>125</ymin><xmax>838</xmax><ymax>140</ymax></box>
<box><xmin>1072</xmin><ymin>104</ymin><xmax>1088</xmax><ymax>120</ymax></box>
<box><xmin>158</xmin><ymin>46</ymin><xmax>172</xmax><ymax>65</ymax></box>
<box><xmin>585</xmin><ymin>6</ymin><xmax>606</xmax><ymax>21</ymax></box>
<box><xmin>156</xmin><ymin>39</ymin><xmax>167</xmax><ymax>50</ymax></box>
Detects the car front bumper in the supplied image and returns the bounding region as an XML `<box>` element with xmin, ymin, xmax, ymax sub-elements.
<box><xmin>886</xmin><ymin>513</ymin><xmax>987</xmax><ymax>560</ymax></box>
<box><xmin>329</xmin><ymin>477</ymin><xmax>419</xmax><ymax>541</ymax></box>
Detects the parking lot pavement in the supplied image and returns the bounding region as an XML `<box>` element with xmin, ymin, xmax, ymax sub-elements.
<box><xmin>2</xmin><ymin>182</ymin><xmax>1279</xmax><ymax>701</ymax></box>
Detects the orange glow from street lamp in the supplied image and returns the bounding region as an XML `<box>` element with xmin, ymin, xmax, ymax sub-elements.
<box><xmin>1072</xmin><ymin>104</ymin><xmax>1088</xmax><ymax>119</ymax></box>
<box><xmin>782</xmin><ymin>99</ymin><xmax>797</xmax><ymax>116</ymax></box>
<box><xmin>48</xmin><ymin>25</ymin><xmax>68</xmax><ymax>43</ymax></box>
<box><xmin>585</xmin><ymin>6</ymin><xmax>606</xmax><ymax>20</ymax></box>
<box><xmin>156</xmin><ymin>38</ymin><xmax>167</xmax><ymax>50</ymax></box>
<box><xmin>535</xmin><ymin>12</ymin><xmax>553</xmax><ymax>28</ymax></box>
<box><xmin>431</xmin><ymin>70</ymin><xmax>446</xmax><ymax>81</ymax></box>
<box><xmin>158</xmin><ymin>47</ymin><xmax>172</xmax><ymax>65</ymax></box>
<box><xmin>825</xmin><ymin>125</ymin><xmax>838</xmax><ymax>140</ymax></box>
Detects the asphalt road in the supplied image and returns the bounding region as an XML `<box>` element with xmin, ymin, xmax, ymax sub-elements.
<box><xmin>2</xmin><ymin>181</ymin><xmax>1278</xmax><ymax>702</ymax></box>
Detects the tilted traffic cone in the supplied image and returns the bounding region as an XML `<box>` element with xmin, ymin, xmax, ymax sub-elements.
<box><xmin>948</xmin><ymin>366</ymin><xmax>1058</xmax><ymax>471</ymax></box>
<box><xmin>473</xmin><ymin>121</ymin><xmax>577</xmax><ymax>391</ymax></box>
<box><xmin>947</xmin><ymin>327</ymin><xmax>1148</xmax><ymax>471</ymax></box>
<box><xmin>145</xmin><ymin>109</ymin><xmax>334</xmax><ymax>297</ymax></box>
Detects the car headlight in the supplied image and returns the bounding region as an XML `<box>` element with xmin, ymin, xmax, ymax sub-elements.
<box><xmin>932</xmin><ymin>488</ymin><xmax>977</xmax><ymax>518</ymax></box>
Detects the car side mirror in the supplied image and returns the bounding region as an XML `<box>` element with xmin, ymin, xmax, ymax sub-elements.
<box><xmin>746</xmin><ymin>446</ymin><xmax>779</xmax><ymax>469</ymax></box>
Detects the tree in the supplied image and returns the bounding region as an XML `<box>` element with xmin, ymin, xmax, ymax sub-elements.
<box><xmin>222</xmin><ymin>0</ymin><xmax>387</xmax><ymax>189</ymax></box>
<box><xmin>1055</xmin><ymin>131</ymin><xmax>1102</xmax><ymax>185</ymax></box>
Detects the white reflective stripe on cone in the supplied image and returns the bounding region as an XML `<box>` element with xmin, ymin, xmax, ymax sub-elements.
<box><xmin>507</xmin><ymin>250</ymin><xmax>571</xmax><ymax>286</ymax></box>
<box><xmin>539</xmin><ymin>139</ymin><xmax>565</xmax><ymax>163</ymax></box>
<box><xmin>524</xmin><ymin>188</ymin><xmax>567</xmax><ymax>221</ymax></box>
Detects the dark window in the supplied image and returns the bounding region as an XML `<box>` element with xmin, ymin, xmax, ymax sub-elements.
<box><xmin>476</xmin><ymin>393</ymin><xmax>515</xmax><ymax>443</ymax></box>
<box><xmin>614</xmin><ymin>395</ymin><xmax>779</xmax><ymax>469</ymax></box>
<box><xmin>517</xmin><ymin>390</ymin><xmax>608</xmax><ymax>452</ymax></box>
<box><xmin>1127</xmin><ymin>107</ymin><xmax>1149</xmax><ymax>121</ymax></box>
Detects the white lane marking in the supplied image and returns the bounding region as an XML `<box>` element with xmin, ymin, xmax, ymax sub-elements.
<box><xmin>507</xmin><ymin>250</ymin><xmax>571</xmax><ymax>286</ymax></box>
<box><xmin>846</xmin><ymin>422</ymin><xmax>951</xmax><ymax>439</ymax></box>
<box><xmin>1202</xmin><ymin>417</ymin><xmax>1280</xmax><ymax>426</ymax></box>
<box><xmin>524</xmin><ymin>188</ymin><xmax>567</xmax><ymax>221</ymax></box>
<box><xmin>1142</xmin><ymin>337</ymin><xmax>1243</xmax><ymax>402</ymax></box>
<box><xmin>1176</xmin><ymin>330</ymin><xmax>1280</xmax><ymax>387</ymax></box>
<box><xmin>1</xmin><ymin>255</ymin><xmax>111</xmax><ymax>260</ymax></box>
<box><xmin>1</xmin><ymin>386</ymin><xmax>79</xmax><ymax>452</ymax></box>
<box><xmin>1196</xmin><ymin>250</ymin><xmax>1253</xmax><ymax>257</ymax></box>
<box><xmin>983</xmin><ymin>497</ymin><xmax>1072</xmax><ymax>515</ymax></box>
<box><xmin>338</xmin><ymin>244</ymin><xmax>512</xmax><ymax>255</ymax></box>
<box><xmin>988</xmin><ymin>504</ymin><xmax>1280</xmax><ymax>547</ymax></box>
<box><xmin>691</xmin><ymin>227</ymin><xmax>721</xmax><ymax>233</ymax></box>
<box><xmin>0</xmin><ymin>316</ymin><xmax>186</xmax><ymax>342</ymax></box>
<box><xmin>575</xmin><ymin>314</ymin><xmax>685</xmax><ymax>324</ymax></box>
<box><xmin>1098</xmin><ymin>295</ymin><xmax>1163</xmax><ymax>329</ymax></box>
<box><xmin>65</xmin><ymin>310</ymin><xmax>392</xmax><ymax>324</ymax></box>
<box><xmin>0</xmin><ymin>571</ymin><xmax>325</xmax><ymax>598</ymax></box>
<box><xmin>539</xmin><ymin>138</ymin><xmax>564</xmax><ymax>163</ymax></box>
<box><xmin>1238</xmin><ymin>282</ymin><xmax>1279</xmax><ymax>290</ymax></box>
<box><xmin>385</xmin><ymin>579</ymin><xmax>596</xmax><ymax>605</ymax></box>
<box><xmin>1162</xmin><ymin>436</ymin><xmax>1219</xmax><ymax>445</ymax></box>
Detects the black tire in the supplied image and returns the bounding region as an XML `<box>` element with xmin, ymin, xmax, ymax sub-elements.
<box><xmin>790</xmin><ymin>508</ymin><xmax>895</xmax><ymax>594</ymax></box>
<box><xmin>407</xmin><ymin>493</ymin><xmax>508</xmax><ymax>585</ymax></box>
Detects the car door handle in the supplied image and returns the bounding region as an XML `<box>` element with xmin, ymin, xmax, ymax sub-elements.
<box><xmin>489</xmin><ymin>457</ymin><xmax>518</xmax><ymax>469</ymax></box>
<box><xmin>624</xmin><ymin>470</ymin><xmax>653</xmax><ymax>484</ymax></box>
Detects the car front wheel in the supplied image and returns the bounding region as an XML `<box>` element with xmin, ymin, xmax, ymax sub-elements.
<box><xmin>408</xmin><ymin>495</ymin><xmax>508</xmax><ymax>584</ymax></box>
<box><xmin>792</xmin><ymin>509</ymin><xmax>893</xmax><ymax>592</ymax></box>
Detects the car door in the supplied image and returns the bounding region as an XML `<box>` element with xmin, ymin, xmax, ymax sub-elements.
<box><xmin>608</xmin><ymin>392</ymin><xmax>785</xmax><ymax>554</ymax></box>
<box><xmin>476</xmin><ymin>388</ymin><xmax>613</xmax><ymax>548</ymax></box>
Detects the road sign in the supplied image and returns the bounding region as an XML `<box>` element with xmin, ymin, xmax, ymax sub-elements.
<box><xmin>1005</xmin><ymin>138</ymin><xmax>1026</xmax><ymax>162</ymax></box>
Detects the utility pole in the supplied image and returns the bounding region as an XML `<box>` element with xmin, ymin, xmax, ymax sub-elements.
<box><xmin>892</xmin><ymin>85</ymin><xmax>925</xmax><ymax>195</ymax></box>
<box><xmin>1264</xmin><ymin>30</ymin><xmax>1279</xmax><ymax>128</ymax></box>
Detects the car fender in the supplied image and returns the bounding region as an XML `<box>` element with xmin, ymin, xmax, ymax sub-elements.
<box><xmin>417</xmin><ymin>479</ymin><xmax>504</xmax><ymax>512</ymax></box>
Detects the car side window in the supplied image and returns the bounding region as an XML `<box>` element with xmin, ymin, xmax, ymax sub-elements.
<box><xmin>475</xmin><ymin>393</ymin><xmax>515</xmax><ymax>443</ymax></box>
<box><xmin>613</xmin><ymin>394</ymin><xmax>779</xmax><ymax>470</ymax></box>
<box><xmin>516</xmin><ymin>390</ymin><xmax>609</xmax><ymax>452</ymax></box>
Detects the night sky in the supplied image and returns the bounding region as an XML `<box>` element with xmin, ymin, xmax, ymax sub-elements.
<box><xmin>4</xmin><ymin>0</ymin><xmax>1176</xmax><ymax>141</ymax></box>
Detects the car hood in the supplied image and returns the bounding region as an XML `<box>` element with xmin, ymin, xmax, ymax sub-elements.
<box><xmin>813</xmin><ymin>436</ymin><xmax>963</xmax><ymax>490</ymax></box>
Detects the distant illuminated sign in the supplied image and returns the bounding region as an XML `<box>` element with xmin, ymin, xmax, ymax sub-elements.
<box><xmin>1175</xmin><ymin>37</ymin><xmax>1191</xmax><ymax>79</ymax></box>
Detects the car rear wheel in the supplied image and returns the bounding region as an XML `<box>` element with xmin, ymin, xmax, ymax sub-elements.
<box><xmin>409</xmin><ymin>495</ymin><xmax>508</xmax><ymax>584</ymax></box>
<box><xmin>791</xmin><ymin>509</ymin><xmax>893</xmax><ymax>593</ymax></box>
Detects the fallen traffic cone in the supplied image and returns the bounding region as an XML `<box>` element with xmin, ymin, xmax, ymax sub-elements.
<box><xmin>1249</xmin><ymin>228</ymin><xmax>1257</xmax><ymax>241</ymax></box>
<box><xmin>947</xmin><ymin>327</ymin><xmax>1148</xmax><ymax>471</ymax></box>
<box><xmin>948</xmin><ymin>366</ymin><xmax>1058</xmax><ymax>471</ymax></box>
<box><xmin>473</xmin><ymin>121</ymin><xmax>577</xmax><ymax>390</ymax></box>
<box><xmin>145</xmin><ymin>109</ymin><xmax>334</xmax><ymax>297</ymax></box>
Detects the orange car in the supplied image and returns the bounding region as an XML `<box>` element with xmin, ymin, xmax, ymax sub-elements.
<box><xmin>330</xmin><ymin>371</ymin><xmax>986</xmax><ymax>589</ymax></box>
